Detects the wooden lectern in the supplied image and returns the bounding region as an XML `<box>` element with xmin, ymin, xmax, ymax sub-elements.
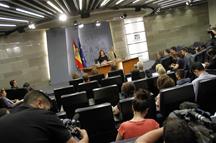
<box><xmin>122</xmin><ymin>57</ymin><xmax>139</xmax><ymax>75</ymax></box>
<box><xmin>83</xmin><ymin>57</ymin><xmax>139</xmax><ymax>76</ymax></box>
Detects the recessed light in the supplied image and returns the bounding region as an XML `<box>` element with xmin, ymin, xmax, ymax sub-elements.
<box><xmin>116</xmin><ymin>0</ymin><xmax>124</xmax><ymax>5</ymax></box>
<box><xmin>101</xmin><ymin>0</ymin><xmax>110</xmax><ymax>7</ymax></box>
<box><xmin>0</xmin><ymin>17</ymin><xmax>28</xmax><ymax>23</ymax></box>
<box><xmin>79</xmin><ymin>0</ymin><xmax>82</xmax><ymax>10</ymax></box>
<box><xmin>28</xmin><ymin>23</ymin><xmax>36</xmax><ymax>29</ymax></box>
<box><xmin>47</xmin><ymin>1</ymin><xmax>63</xmax><ymax>13</ymax></box>
<box><xmin>0</xmin><ymin>24</ymin><xmax>16</xmax><ymax>27</ymax></box>
<box><xmin>16</xmin><ymin>8</ymin><xmax>44</xmax><ymax>18</ymax></box>
<box><xmin>0</xmin><ymin>3</ymin><xmax>10</xmax><ymax>8</ymax></box>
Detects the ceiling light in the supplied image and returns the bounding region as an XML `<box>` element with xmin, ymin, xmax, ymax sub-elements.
<box><xmin>116</xmin><ymin>0</ymin><xmax>124</xmax><ymax>5</ymax></box>
<box><xmin>58</xmin><ymin>13</ymin><xmax>67</xmax><ymax>21</ymax></box>
<box><xmin>101</xmin><ymin>0</ymin><xmax>110</xmax><ymax>7</ymax></box>
<box><xmin>0</xmin><ymin>17</ymin><xmax>28</xmax><ymax>23</ymax></box>
<box><xmin>186</xmin><ymin>0</ymin><xmax>192</xmax><ymax>5</ymax></box>
<box><xmin>133</xmin><ymin>0</ymin><xmax>140</xmax><ymax>4</ymax></box>
<box><xmin>28</xmin><ymin>23</ymin><xmax>36</xmax><ymax>29</ymax></box>
<box><xmin>16</xmin><ymin>8</ymin><xmax>44</xmax><ymax>18</ymax></box>
<box><xmin>47</xmin><ymin>1</ymin><xmax>63</xmax><ymax>13</ymax></box>
<box><xmin>120</xmin><ymin>13</ymin><xmax>127</xmax><ymax>19</ymax></box>
<box><xmin>96</xmin><ymin>21</ymin><xmax>101</xmax><ymax>27</ymax></box>
<box><xmin>79</xmin><ymin>0</ymin><xmax>82</xmax><ymax>10</ymax></box>
<box><xmin>78</xmin><ymin>24</ymin><xmax>84</xmax><ymax>29</ymax></box>
<box><xmin>0</xmin><ymin>24</ymin><xmax>16</xmax><ymax>27</ymax></box>
<box><xmin>0</xmin><ymin>3</ymin><xmax>10</xmax><ymax>8</ymax></box>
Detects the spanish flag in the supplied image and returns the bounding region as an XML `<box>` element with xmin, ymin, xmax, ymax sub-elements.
<box><xmin>73</xmin><ymin>40</ymin><xmax>83</xmax><ymax>70</ymax></box>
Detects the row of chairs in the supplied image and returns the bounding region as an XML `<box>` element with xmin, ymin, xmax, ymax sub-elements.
<box><xmin>133</xmin><ymin>72</ymin><xmax>176</xmax><ymax>96</ymax></box>
<box><xmin>5</xmin><ymin>88</ymin><xmax>28</xmax><ymax>100</ymax></box>
<box><xmin>69</xmin><ymin>69</ymin><xmax>125</xmax><ymax>92</ymax></box>
<box><xmin>119</xmin><ymin>78</ymin><xmax>216</xmax><ymax>121</ymax></box>
<box><xmin>55</xmin><ymin>76</ymin><xmax>122</xmax><ymax>110</ymax></box>
<box><xmin>54</xmin><ymin>72</ymin><xmax>177</xmax><ymax>118</ymax></box>
<box><xmin>55</xmin><ymin>84</ymin><xmax>120</xmax><ymax>118</ymax></box>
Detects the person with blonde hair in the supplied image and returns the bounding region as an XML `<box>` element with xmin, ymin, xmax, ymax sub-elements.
<box><xmin>156</xmin><ymin>64</ymin><xmax>166</xmax><ymax>76</ymax></box>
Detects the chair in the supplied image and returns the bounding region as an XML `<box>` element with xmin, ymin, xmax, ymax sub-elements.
<box><xmin>101</xmin><ymin>75</ymin><xmax>123</xmax><ymax>91</ymax></box>
<box><xmin>160</xmin><ymin>56</ymin><xmax>172</xmax><ymax>71</ymax></box>
<box><xmin>108</xmin><ymin>69</ymin><xmax>125</xmax><ymax>82</ymax></box>
<box><xmin>133</xmin><ymin>78</ymin><xmax>149</xmax><ymax>91</ymax></box>
<box><xmin>119</xmin><ymin>95</ymin><xmax>156</xmax><ymax>122</ymax></box>
<box><xmin>133</xmin><ymin>77</ymin><xmax>159</xmax><ymax>96</ymax></box>
<box><xmin>193</xmin><ymin>49</ymin><xmax>207</xmax><ymax>63</ymax></box>
<box><xmin>93</xmin><ymin>84</ymin><xmax>119</xmax><ymax>106</ymax></box>
<box><xmin>61</xmin><ymin>91</ymin><xmax>89</xmax><ymax>119</ymax></box>
<box><xmin>197</xmin><ymin>78</ymin><xmax>216</xmax><ymax>114</ymax></box>
<box><xmin>49</xmin><ymin>96</ymin><xmax>59</xmax><ymax>113</ymax></box>
<box><xmin>167</xmin><ymin>71</ymin><xmax>177</xmax><ymax>84</ymax></box>
<box><xmin>119</xmin><ymin>97</ymin><xmax>134</xmax><ymax>121</ymax></box>
<box><xmin>89</xmin><ymin>74</ymin><xmax>105</xmax><ymax>84</ymax></box>
<box><xmin>54</xmin><ymin>85</ymin><xmax>75</xmax><ymax>110</ymax></box>
<box><xmin>75</xmin><ymin>103</ymin><xmax>117</xmax><ymax>143</ymax></box>
<box><xmin>131</xmin><ymin>70</ymin><xmax>145</xmax><ymax>81</ymax></box>
<box><xmin>5</xmin><ymin>88</ymin><xmax>28</xmax><ymax>100</ymax></box>
<box><xmin>69</xmin><ymin>78</ymin><xmax>83</xmax><ymax>92</ymax></box>
<box><xmin>206</xmin><ymin>69</ymin><xmax>216</xmax><ymax>75</ymax></box>
<box><xmin>78</xmin><ymin>81</ymin><xmax>99</xmax><ymax>98</ymax></box>
<box><xmin>160</xmin><ymin>83</ymin><xmax>195</xmax><ymax>117</ymax></box>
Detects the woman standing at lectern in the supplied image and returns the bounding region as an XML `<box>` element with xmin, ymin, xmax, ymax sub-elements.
<box><xmin>97</xmin><ymin>49</ymin><xmax>109</xmax><ymax>64</ymax></box>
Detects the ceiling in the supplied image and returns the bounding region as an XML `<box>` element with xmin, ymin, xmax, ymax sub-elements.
<box><xmin>0</xmin><ymin>0</ymin><xmax>207</xmax><ymax>36</ymax></box>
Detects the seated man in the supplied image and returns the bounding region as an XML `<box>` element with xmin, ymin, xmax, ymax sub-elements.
<box><xmin>116</xmin><ymin>89</ymin><xmax>159</xmax><ymax>141</ymax></box>
<box><xmin>191</xmin><ymin>62</ymin><xmax>216</xmax><ymax>101</ymax></box>
<box><xmin>9</xmin><ymin>79</ymin><xmax>19</xmax><ymax>89</ymax></box>
<box><xmin>0</xmin><ymin>90</ymin><xmax>88</xmax><ymax>143</ymax></box>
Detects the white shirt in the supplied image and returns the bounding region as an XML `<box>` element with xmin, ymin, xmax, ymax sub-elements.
<box><xmin>192</xmin><ymin>71</ymin><xmax>216</xmax><ymax>101</ymax></box>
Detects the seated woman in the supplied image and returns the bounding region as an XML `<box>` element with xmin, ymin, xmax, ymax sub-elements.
<box><xmin>116</xmin><ymin>89</ymin><xmax>159</xmax><ymax>141</ymax></box>
<box><xmin>155</xmin><ymin>64</ymin><xmax>166</xmax><ymax>76</ymax></box>
<box><xmin>155</xmin><ymin>75</ymin><xmax>175</xmax><ymax>112</ymax></box>
<box><xmin>113</xmin><ymin>82</ymin><xmax>136</xmax><ymax>115</ymax></box>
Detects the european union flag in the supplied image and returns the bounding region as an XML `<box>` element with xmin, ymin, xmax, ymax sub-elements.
<box><xmin>78</xmin><ymin>38</ymin><xmax>87</xmax><ymax>67</ymax></box>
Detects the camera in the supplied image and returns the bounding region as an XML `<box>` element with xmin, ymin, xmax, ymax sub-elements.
<box><xmin>61</xmin><ymin>118</ymin><xmax>82</xmax><ymax>140</ymax></box>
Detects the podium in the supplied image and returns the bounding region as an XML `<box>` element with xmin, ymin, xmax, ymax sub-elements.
<box><xmin>83</xmin><ymin>57</ymin><xmax>139</xmax><ymax>76</ymax></box>
<box><xmin>122</xmin><ymin>57</ymin><xmax>139</xmax><ymax>75</ymax></box>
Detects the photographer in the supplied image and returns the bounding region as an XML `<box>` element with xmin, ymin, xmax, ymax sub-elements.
<box><xmin>0</xmin><ymin>90</ymin><xmax>89</xmax><ymax>143</ymax></box>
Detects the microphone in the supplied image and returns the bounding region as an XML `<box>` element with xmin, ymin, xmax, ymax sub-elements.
<box><xmin>113</xmin><ymin>51</ymin><xmax>117</xmax><ymax>59</ymax></box>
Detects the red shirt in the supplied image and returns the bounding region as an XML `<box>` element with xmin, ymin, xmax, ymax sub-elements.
<box><xmin>118</xmin><ymin>119</ymin><xmax>159</xmax><ymax>139</ymax></box>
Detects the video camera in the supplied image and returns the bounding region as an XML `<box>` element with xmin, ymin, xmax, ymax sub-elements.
<box><xmin>170</xmin><ymin>107</ymin><xmax>216</xmax><ymax>143</ymax></box>
<box><xmin>61</xmin><ymin>114</ymin><xmax>81</xmax><ymax>140</ymax></box>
